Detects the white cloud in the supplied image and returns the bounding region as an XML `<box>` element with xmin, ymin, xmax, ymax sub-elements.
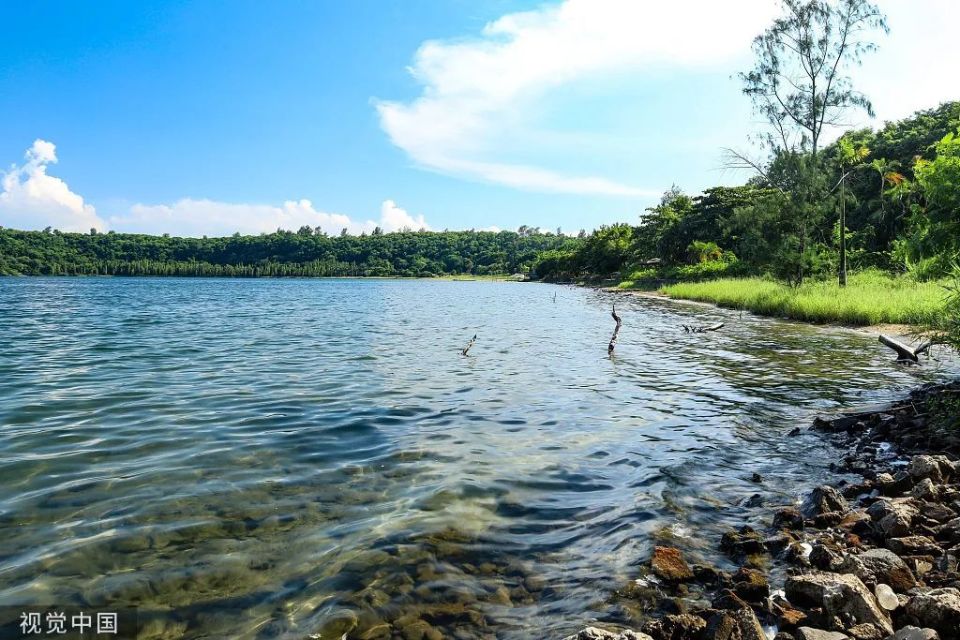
<box><xmin>376</xmin><ymin>0</ymin><xmax>776</xmax><ymax>196</ymax></box>
<box><xmin>858</xmin><ymin>1</ymin><xmax>960</xmax><ymax>125</ymax></box>
<box><xmin>0</xmin><ymin>140</ymin><xmax>431</xmax><ymax>237</ymax></box>
<box><xmin>378</xmin><ymin>199</ymin><xmax>430</xmax><ymax>232</ymax></box>
<box><xmin>0</xmin><ymin>140</ymin><xmax>106</xmax><ymax>232</ymax></box>
<box><xmin>109</xmin><ymin>197</ymin><xmax>431</xmax><ymax>237</ymax></box>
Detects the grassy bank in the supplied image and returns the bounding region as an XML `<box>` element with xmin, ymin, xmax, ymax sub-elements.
<box><xmin>654</xmin><ymin>271</ymin><xmax>949</xmax><ymax>326</ymax></box>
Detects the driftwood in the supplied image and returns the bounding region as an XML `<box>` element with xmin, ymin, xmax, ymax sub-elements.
<box><xmin>879</xmin><ymin>334</ymin><xmax>931</xmax><ymax>363</ymax></box>
<box><xmin>683</xmin><ymin>322</ymin><xmax>725</xmax><ymax>333</ymax></box>
<box><xmin>461</xmin><ymin>334</ymin><xmax>477</xmax><ymax>356</ymax></box>
<box><xmin>608</xmin><ymin>305</ymin><xmax>622</xmax><ymax>355</ymax></box>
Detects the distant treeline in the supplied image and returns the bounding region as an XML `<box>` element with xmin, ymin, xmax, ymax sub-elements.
<box><xmin>0</xmin><ymin>228</ymin><xmax>578</xmax><ymax>277</ymax></box>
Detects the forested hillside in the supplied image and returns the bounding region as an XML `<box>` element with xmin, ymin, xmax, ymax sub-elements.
<box><xmin>0</xmin><ymin>228</ymin><xmax>578</xmax><ymax>277</ymax></box>
<box><xmin>532</xmin><ymin>101</ymin><xmax>960</xmax><ymax>284</ymax></box>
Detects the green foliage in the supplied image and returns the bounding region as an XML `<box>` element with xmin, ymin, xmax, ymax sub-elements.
<box><xmin>0</xmin><ymin>228</ymin><xmax>576</xmax><ymax>278</ymax></box>
<box><xmin>890</xmin><ymin>130</ymin><xmax>960</xmax><ymax>277</ymax></box>
<box><xmin>739</xmin><ymin>0</ymin><xmax>887</xmax><ymax>155</ymax></box>
<box><xmin>578</xmin><ymin>223</ymin><xmax>636</xmax><ymax>275</ymax></box>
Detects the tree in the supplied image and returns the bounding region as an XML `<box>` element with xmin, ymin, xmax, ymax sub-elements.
<box><xmin>740</xmin><ymin>0</ymin><xmax>887</xmax><ymax>156</ymax></box>
<box><xmin>834</xmin><ymin>136</ymin><xmax>870</xmax><ymax>285</ymax></box>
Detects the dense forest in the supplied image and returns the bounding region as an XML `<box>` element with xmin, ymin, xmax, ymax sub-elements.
<box><xmin>0</xmin><ymin>227</ymin><xmax>577</xmax><ymax>277</ymax></box>
<box><xmin>532</xmin><ymin>100</ymin><xmax>960</xmax><ymax>284</ymax></box>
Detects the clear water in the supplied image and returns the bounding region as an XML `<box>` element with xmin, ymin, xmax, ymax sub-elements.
<box><xmin>0</xmin><ymin>278</ymin><xmax>953</xmax><ymax>639</ymax></box>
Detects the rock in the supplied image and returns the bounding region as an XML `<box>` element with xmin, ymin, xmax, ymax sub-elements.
<box><xmin>886</xmin><ymin>627</ymin><xmax>940</xmax><ymax>640</ymax></box>
<box><xmin>641</xmin><ymin>613</ymin><xmax>706</xmax><ymax>640</ymax></box>
<box><xmin>731</xmin><ymin>607</ymin><xmax>766</xmax><ymax>640</ymax></box>
<box><xmin>874</xmin><ymin>583</ymin><xmax>898</xmax><ymax>611</ymax></box>
<box><xmin>795</xmin><ymin>628</ymin><xmax>849</xmax><ymax>640</ymax></box>
<box><xmin>692</xmin><ymin>564</ymin><xmax>724</xmax><ymax>586</ymax></box>
<box><xmin>886</xmin><ymin>536</ymin><xmax>941</xmax><ymax>556</ymax></box>
<box><xmin>774</xmin><ymin>507</ymin><xmax>805</xmax><ymax>530</ymax></box>
<box><xmin>751</xmin><ymin>473</ymin><xmax>763</xmax><ymax>483</ymax></box>
<box><xmin>702</xmin><ymin>612</ymin><xmax>737</xmax><ymax>640</ymax></box>
<box><xmin>869</xmin><ymin>499</ymin><xmax>919</xmax><ymax>540</ymax></box>
<box><xmin>875</xmin><ymin>473</ymin><xmax>898</xmax><ymax>496</ymax></box>
<box><xmin>651</xmin><ymin>546</ymin><xmax>694</xmax><ymax>582</ymax></box>
<box><xmin>524</xmin><ymin>574</ymin><xmax>546</xmax><ymax>592</ymax></box>
<box><xmin>712</xmin><ymin>588</ymin><xmax>750</xmax><ymax>611</ymax></box>
<box><xmin>904</xmin><ymin>588</ymin><xmax>960</xmax><ymax>638</ymax></box>
<box><xmin>400</xmin><ymin>620</ymin><xmax>437</xmax><ymax>640</ymax></box>
<box><xmin>847</xmin><ymin>623</ymin><xmax>883</xmax><ymax>640</ymax></box>
<box><xmin>731</xmin><ymin>567</ymin><xmax>769</xmax><ymax>604</ymax></box>
<box><xmin>843</xmin><ymin>548</ymin><xmax>918</xmax><ymax>592</ymax></box>
<box><xmin>561</xmin><ymin>627</ymin><xmax>654</xmax><ymax>640</ymax></box>
<box><xmin>811</xmin><ymin>542</ymin><xmax>846</xmax><ymax>571</ymax></box>
<box><xmin>786</xmin><ymin>541</ymin><xmax>814</xmax><ymax>566</ymax></box>
<box><xmin>908</xmin><ymin>456</ymin><xmax>945</xmax><ymax>483</ymax></box>
<box><xmin>912</xmin><ymin>478</ymin><xmax>940</xmax><ymax>501</ymax></box>
<box><xmin>720</xmin><ymin>526</ymin><xmax>766</xmax><ymax>557</ymax></box>
<box><xmin>803</xmin><ymin>486</ymin><xmax>850</xmax><ymax>518</ymax></box>
<box><xmin>785</xmin><ymin>572</ymin><xmax>893</xmax><ymax>635</ymax></box>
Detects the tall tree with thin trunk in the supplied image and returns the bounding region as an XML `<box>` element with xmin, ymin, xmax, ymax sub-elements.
<box><xmin>740</xmin><ymin>0</ymin><xmax>887</xmax><ymax>157</ymax></box>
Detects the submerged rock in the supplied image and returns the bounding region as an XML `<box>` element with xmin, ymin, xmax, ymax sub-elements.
<box><xmin>731</xmin><ymin>567</ymin><xmax>769</xmax><ymax>604</ymax></box>
<box><xmin>720</xmin><ymin>526</ymin><xmax>766</xmax><ymax>557</ymax></box>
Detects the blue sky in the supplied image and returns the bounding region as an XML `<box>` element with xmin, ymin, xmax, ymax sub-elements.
<box><xmin>0</xmin><ymin>0</ymin><xmax>957</xmax><ymax>236</ymax></box>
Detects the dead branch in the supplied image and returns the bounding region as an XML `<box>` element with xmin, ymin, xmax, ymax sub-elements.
<box><xmin>879</xmin><ymin>334</ymin><xmax>931</xmax><ymax>363</ymax></box>
<box><xmin>608</xmin><ymin>305</ymin><xmax>622</xmax><ymax>355</ymax></box>
<box><xmin>683</xmin><ymin>322</ymin><xmax>725</xmax><ymax>333</ymax></box>
<box><xmin>461</xmin><ymin>334</ymin><xmax>477</xmax><ymax>356</ymax></box>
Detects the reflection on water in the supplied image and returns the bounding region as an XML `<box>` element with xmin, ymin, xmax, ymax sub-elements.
<box><xmin>0</xmin><ymin>278</ymin><xmax>953</xmax><ymax>638</ymax></box>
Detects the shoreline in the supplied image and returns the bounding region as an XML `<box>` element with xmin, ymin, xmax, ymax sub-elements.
<box><xmin>565</xmin><ymin>380</ymin><xmax>960</xmax><ymax>640</ymax></box>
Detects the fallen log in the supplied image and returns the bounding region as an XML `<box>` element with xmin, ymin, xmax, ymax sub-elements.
<box><xmin>683</xmin><ymin>322</ymin><xmax>725</xmax><ymax>333</ymax></box>
<box><xmin>461</xmin><ymin>334</ymin><xmax>477</xmax><ymax>356</ymax></box>
<box><xmin>879</xmin><ymin>334</ymin><xmax>931</xmax><ymax>363</ymax></box>
<box><xmin>608</xmin><ymin>305</ymin><xmax>622</xmax><ymax>355</ymax></box>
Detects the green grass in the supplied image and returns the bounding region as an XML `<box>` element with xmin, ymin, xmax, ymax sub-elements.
<box><xmin>657</xmin><ymin>271</ymin><xmax>950</xmax><ymax>326</ymax></box>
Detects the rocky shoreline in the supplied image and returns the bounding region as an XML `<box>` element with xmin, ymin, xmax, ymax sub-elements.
<box><xmin>565</xmin><ymin>380</ymin><xmax>960</xmax><ymax>640</ymax></box>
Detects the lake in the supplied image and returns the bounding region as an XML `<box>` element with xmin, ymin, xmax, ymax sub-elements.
<box><xmin>0</xmin><ymin>278</ymin><xmax>953</xmax><ymax>639</ymax></box>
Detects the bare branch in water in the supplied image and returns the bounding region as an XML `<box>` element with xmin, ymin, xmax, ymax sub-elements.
<box><xmin>682</xmin><ymin>323</ymin><xmax>725</xmax><ymax>333</ymax></box>
<box><xmin>461</xmin><ymin>334</ymin><xmax>477</xmax><ymax>356</ymax></box>
<box><xmin>608</xmin><ymin>305</ymin><xmax>622</xmax><ymax>355</ymax></box>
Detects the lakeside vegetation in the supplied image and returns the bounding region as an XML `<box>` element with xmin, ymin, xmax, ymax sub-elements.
<box><xmin>658</xmin><ymin>271</ymin><xmax>948</xmax><ymax>326</ymax></box>
<box><xmin>530</xmin><ymin>0</ymin><xmax>959</xmax><ymax>341</ymax></box>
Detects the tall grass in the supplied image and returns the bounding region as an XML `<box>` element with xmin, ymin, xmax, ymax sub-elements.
<box><xmin>659</xmin><ymin>271</ymin><xmax>949</xmax><ymax>326</ymax></box>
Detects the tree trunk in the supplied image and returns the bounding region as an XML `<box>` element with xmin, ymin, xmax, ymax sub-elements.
<box><xmin>839</xmin><ymin>177</ymin><xmax>847</xmax><ymax>287</ymax></box>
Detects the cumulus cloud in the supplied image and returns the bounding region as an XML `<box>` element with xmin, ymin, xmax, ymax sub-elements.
<box><xmin>379</xmin><ymin>199</ymin><xmax>429</xmax><ymax>232</ymax></box>
<box><xmin>376</xmin><ymin>0</ymin><xmax>776</xmax><ymax>196</ymax></box>
<box><xmin>109</xmin><ymin>198</ymin><xmax>431</xmax><ymax>236</ymax></box>
<box><xmin>0</xmin><ymin>140</ymin><xmax>432</xmax><ymax>237</ymax></box>
<box><xmin>0</xmin><ymin>139</ymin><xmax>106</xmax><ymax>232</ymax></box>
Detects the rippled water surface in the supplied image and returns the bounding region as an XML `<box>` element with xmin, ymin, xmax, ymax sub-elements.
<box><xmin>0</xmin><ymin>277</ymin><xmax>954</xmax><ymax>639</ymax></box>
